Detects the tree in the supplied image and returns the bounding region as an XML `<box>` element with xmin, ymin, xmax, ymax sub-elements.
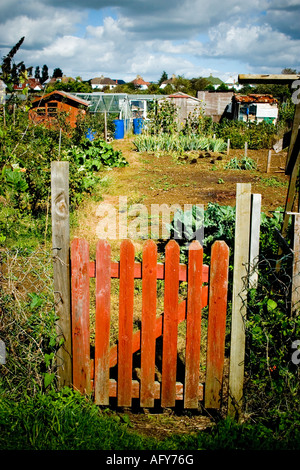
<box><xmin>158</xmin><ymin>71</ymin><xmax>168</xmax><ymax>86</ymax></box>
<box><xmin>41</xmin><ymin>65</ymin><xmax>49</xmax><ymax>84</ymax></box>
<box><xmin>0</xmin><ymin>36</ymin><xmax>30</xmax><ymax>100</ymax></box>
<box><xmin>34</xmin><ymin>66</ymin><xmax>40</xmax><ymax>80</ymax></box>
<box><xmin>53</xmin><ymin>67</ymin><xmax>63</xmax><ymax>78</ymax></box>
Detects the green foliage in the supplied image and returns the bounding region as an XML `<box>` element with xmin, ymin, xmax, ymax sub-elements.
<box><xmin>147</xmin><ymin>100</ymin><xmax>179</xmax><ymax>134</ymax></box>
<box><xmin>214</xmin><ymin>119</ymin><xmax>276</xmax><ymax>149</ymax></box>
<box><xmin>225</xmin><ymin>156</ymin><xmax>257</xmax><ymax>170</ymax></box>
<box><xmin>0</xmin><ymin>108</ymin><xmax>128</xmax><ymax>246</ymax></box>
<box><xmin>133</xmin><ymin>134</ymin><xmax>226</xmax><ymax>154</ymax></box>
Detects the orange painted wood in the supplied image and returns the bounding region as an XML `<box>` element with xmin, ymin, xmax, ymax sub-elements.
<box><xmin>184</xmin><ymin>241</ymin><xmax>203</xmax><ymax>408</ymax></box>
<box><xmin>94</xmin><ymin>240</ymin><xmax>111</xmax><ymax>405</ymax></box>
<box><xmin>107</xmin><ymin>379</ymin><xmax>203</xmax><ymax>401</ymax></box>
<box><xmin>205</xmin><ymin>241</ymin><xmax>229</xmax><ymax>408</ymax></box>
<box><xmin>140</xmin><ymin>240</ymin><xmax>157</xmax><ymax>407</ymax></box>
<box><xmin>161</xmin><ymin>240</ymin><xmax>180</xmax><ymax>407</ymax></box>
<box><xmin>117</xmin><ymin>239</ymin><xmax>135</xmax><ymax>407</ymax></box>
<box><xmin>109</xmin><ymin>284</ymin><xmax>208</xmax><ymax>369</ymax></box>
<box><xmin>71</xmin><ymin>238</ymin><xmax>91</xmax><ymax>395</ymax></box>
<box><xmin>89</xmin><ymin>260</ymin><xmax>209</xmax><ymax>283</ymax></box>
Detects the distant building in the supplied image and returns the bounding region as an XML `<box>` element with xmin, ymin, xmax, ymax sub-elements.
<box><xmin>203</xmin><ymin>74</ymin><xmax>224</xmax><ymax>90</ymax></box>
<box><xmin>131</xmin><ymin>75</ymin><xmax>150</xmax><ymax>90</ymax></box>
<box><xmin>231</xmin><ymin>94</ymin><xmax>279</xmax><ymax>124</ymax></box>
<box><xmin>164</xmin><ymin>92</ymin><xmax>204</xmax><ymax>127</ymax></box>
<box><xmin>29</xmin><ymin>90</ymin><xmax>89</xmax><ymax>128</ymax></box>
<box><xmin>197</xmin><ymin>90</ymin><xmax>235</xmax><ymax>122</ymax></box>
<box><xmin>13</xmin><ymin>77</ymin><xmax>44</xmax><ymax>92</ymax></box>
<box><xmin>160</xmin><ymin>74</ymin><xmax>176</xmax><ymax>89</ymax></box>
<box><xmin>90</xmin><ymin>76</ymin><xmax>118</xmax><ymax>90</ymax></box>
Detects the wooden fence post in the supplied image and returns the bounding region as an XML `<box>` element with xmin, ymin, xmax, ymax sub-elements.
<box><xmin>51</xmin><ymin>161</ymin><xmax>72</xmax><ymax>389</ymax></box>
<box><xmin>227</xmin><ymin>138</ymin><xmax>230</xmax><ymax>155</ymax></box>
<box><xmin>291</xmin><ymin>213</ymin><xmax>300</xmax><ymax>315</ymax></box>
<box><xmin>249</xmin><ymin>194</ymin><xmax>262</xmax><ymax>289</ymax></box>
<box><xmin>228</xmin><ymin>183</ymin><xmax>252</xmax><ymax>418</ymax></box>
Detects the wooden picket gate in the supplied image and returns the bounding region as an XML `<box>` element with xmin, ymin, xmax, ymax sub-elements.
<box><xmin>71</xmin><ymin>237</ymin><xmax>229</xmax><ymax>409</ymax></box>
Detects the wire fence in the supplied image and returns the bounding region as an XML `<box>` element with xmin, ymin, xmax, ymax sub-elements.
<box><xmin>0</xmin><ymin>247</ymin><xmax>57</xmax><ymax>395</ymax></box>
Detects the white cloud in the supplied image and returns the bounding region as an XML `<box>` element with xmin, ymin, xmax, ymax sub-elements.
<box><xmin>0</xmin><ymin>0</ymin><xmax>299</xmax><ymax>82</ymax></box>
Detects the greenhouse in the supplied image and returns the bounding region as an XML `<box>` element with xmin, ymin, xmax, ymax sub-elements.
<box><xmin>73</xmin><ymin>92</ymin><xmax>167</xmax><ymax>133</ymax></box>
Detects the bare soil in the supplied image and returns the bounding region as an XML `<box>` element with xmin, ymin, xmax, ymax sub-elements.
<box><xmin>71</xmin><ymin>136</ymin><xmax>289</xmax><ymax>441</ymax></box>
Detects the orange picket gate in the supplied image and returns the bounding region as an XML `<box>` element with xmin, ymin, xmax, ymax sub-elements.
<box><xmin>70</xmin><ymin>238</ymin><xmax>229</xmax><ymax>409</ymax></box>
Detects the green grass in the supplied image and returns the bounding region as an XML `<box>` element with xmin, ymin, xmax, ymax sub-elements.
<box><xmin>0</xmin><ymin>388</ymin><xmax>299</xmax><ymax>451</ymax></box>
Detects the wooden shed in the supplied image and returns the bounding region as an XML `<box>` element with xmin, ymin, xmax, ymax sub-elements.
<box><xmin>29</xmin><ymin>90</ymin><xmax>90</xmax><ymax>128</ymax></box>
<box><xmin>164</xmin><ymin>92</ymin><xmax>204</xmax><ymax>127</ymax></box>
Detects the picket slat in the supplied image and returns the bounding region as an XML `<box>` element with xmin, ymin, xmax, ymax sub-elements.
<box><xmin>140</xmin><ymin>240</ymin><xmax>157</xmax><ymax>407</ymax></box>
<box><xmin>94</xmin><ymin>240</ymin><xmax>111</xmax><ymax>405</ymax></box>
<box><xmin>161</xmin><ymin>240</ymin><xmax>180</xmax><ymax>408</ymax></box>
<box><xmin>205</xmin><ymin>241</ymin><xmax>229</xmax><ymax>408</ymax></box>
<box><xmin>184</xmin><ymin>241</ymin><xmax>203</xmax><ymax>408</ymax></box>
<box><xmin>118</xmin><ymin>239</ymin><xmax>135</xmax><ymax>407</ymax></box>
<box><xmin>71</xmin><ymin>238</ymin><xmax>91</xmax><ymax>395</ymax></box>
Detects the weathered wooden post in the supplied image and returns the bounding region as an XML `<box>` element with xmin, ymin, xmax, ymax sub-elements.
<box><xmin>249</xmin><ymin>194</ymin><xmax>261</xmax><ymax>289</ymax></box>
<box><xmin>227</xmin><ymin>138</ymin><xmax>230</xmax><ymax>155</ymax></box>
<box><xmin>51</xmin><ymin>161</ymin><xmax>72</xmax><ymax>388</ymax></box>
<box><xmin>228</xmin><ymin>183</ymin><xmax>252</xmax><ymax>419</ymax></box>
<box><xmin>290</xmin><ymin>212</ymin><xmax>300</xmax><ymax>315</ymax></box>
<box><xmin>266</xmin><ymin>150</ymin><xmax>272</xmax><ymax>173</ymax></box>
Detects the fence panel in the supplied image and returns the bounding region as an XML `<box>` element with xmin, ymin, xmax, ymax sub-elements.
<box><xmin>118</xmin><ymin>239</ymin><xmax>135</xmax><ymax>407</ymax></box>
<box><xmin>205</xmin><ymin>241</ymin><xmax>229</xmax><ymax>408</ymax></box>
<box><xmin>94</xmin><ymin>239</ymin><xmax>111</xmax><ymax>405</ymax></box>
<box><xmin>140</xmin><ymin>240</ymin><xmax>157</xmax><ymax>408</ymax></box>
<box><xmin>70</xmin><ymin>237</ymin><xmax>229</xmax><ymax>409</ymax></box>
<box><xmin>184</xmin><ymin>240</ymin><xmax>203</xmax><ymax>408</ymax></box>
<box><xmin>161</xmin><ymin>240</ymin><xmax>180</xmax><ymax>408</ymax></box>
<box><xmin>71</xmin><ymin>238</ymin><xmax>91</xmax><ymax>395</ymax></box>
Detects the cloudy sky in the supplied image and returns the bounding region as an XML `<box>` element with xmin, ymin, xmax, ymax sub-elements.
<box><xmin>0</xmin><ymin>0</ymin><xmax>299</xmax><ymax>83</ymax></box>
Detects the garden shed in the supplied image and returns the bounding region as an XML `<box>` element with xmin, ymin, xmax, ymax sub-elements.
<box><xmin>164</xmin><ymin>92</ymin><xmax>204</xmax><ymax>127</ymax></box>
<box><xmin>231</xmin><ymin>94</ymin><xmax>279</xmax><ymax>124</ymax></box>
<box><xmin>29</xmin><ymin>90</ymin><xmax>90</xmax><ymax>128</ymax></box>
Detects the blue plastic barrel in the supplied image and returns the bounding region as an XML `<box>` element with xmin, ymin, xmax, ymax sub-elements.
<box><xmin>86</xmin><ymin>128</ymin><xmax>96</xmax><ymax>141</ymax></box>
<box><xmin>133</xmin><ymin>118</ymin><xmax>143</xmax><ymax>135</ymax></box>
<box><xmin>113</xmin><ymin>119</ymin><xmax>124</xmax><ymax>139</ymax></box>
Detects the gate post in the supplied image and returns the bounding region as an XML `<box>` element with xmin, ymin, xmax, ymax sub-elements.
<box><xmin>228</xmin><ymin>183</ymin><xmax>251</xmax><ymax>419</ymax></box>
<box><xmin>51</xmin><ymin>161</ymin><xmax>72</xmax><ymax>389</ymax></box>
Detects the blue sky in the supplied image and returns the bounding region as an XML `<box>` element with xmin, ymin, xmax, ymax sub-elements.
<box><xmin>0</xmin><ymin>0</ymin><xmax>299</xmax><ymax>83</ymax></box>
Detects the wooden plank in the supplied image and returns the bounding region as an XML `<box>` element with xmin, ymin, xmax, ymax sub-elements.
<box><xmin>228</xmin><ymin>183</ymin><xmax>252</xmax><ymax>418</ymax></box>
<box><xmin>51</xmin><ymin>161</ymin><xmax>72</xmax><ymax>389</ymax></box>
<box><xmin>71</xmin><ymin>238</ymin><xmax>91</xmax><ymax>395</ymax></box>
<box><xmin>184</xmin><ymin>241</ymin><xmax>203</xmax><ymax>408</ymax></box>
<box><xmin>249</xmin><ymin>194</ymin><xmax>262</xmax><ymax>289</ymax></box>
<box><xmin>161</xmin><ymin>240</ymin><xmax>180</xmax><ymax>408</ymax></box>
<box><xmin>94</xmin><ymin>240</ymin><xmax>111</xmax><ymax>405</ymax></box>
<box><xmin>109</xmin><ymin>285</ymin><xmax>209</xmax><ymax>369</ymax></box>
<box><xmin>117</xmin><ymin>239</ymin><xmax>135</xmax><ymax>407</ymax></box>
<box><xmin>108</xmin><ymin>379</ymin><xmax>203</xmax><ymax>401</ymax></box>
<box><xmin>238</xmin><ymin>74</ymin><xmax>300</xmax><ymax>85</ymax></box>
<box><xmin>140</xmin><ymin>240</ymin><xmax>157</xmax><ymax>407</ymax></box>
<box><xmin>205</xmin><ymin>241</ymin><xmax>229</xmax><ymax>408</ymax></box>
<box><xmin>89</xmin><ymin>260</ymin><xmax>209</xmax><ymax>283</ymax></box>
<box><xmin>291</xmin><ymin>213</ymin><xmax>300</xmax><ymax>315</ymax></box>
